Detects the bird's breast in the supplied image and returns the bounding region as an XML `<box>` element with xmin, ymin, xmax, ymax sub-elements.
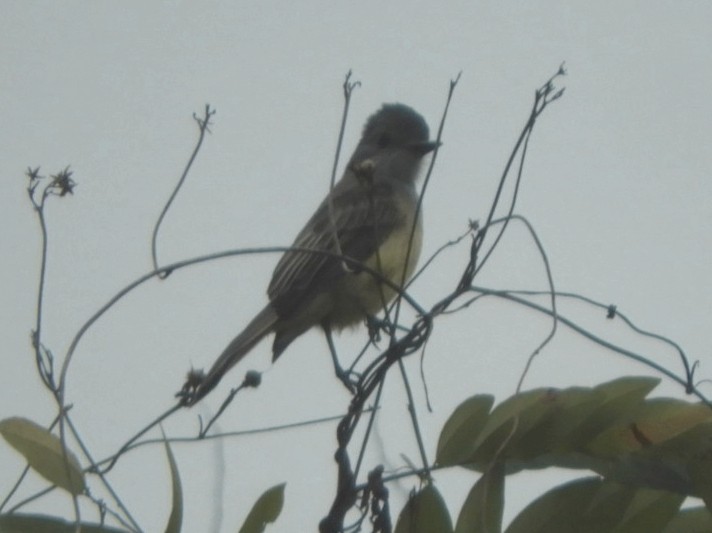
<box><xmin>329</xmin><ymin>203</ymin><xmax>422</xmax><ymax>328</ymax></box>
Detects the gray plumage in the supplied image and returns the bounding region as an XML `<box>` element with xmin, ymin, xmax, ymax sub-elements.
<box><xmin>188</xmin><ymin>103</ymin><xmax>437</xmax><ymax>404</ymax></box>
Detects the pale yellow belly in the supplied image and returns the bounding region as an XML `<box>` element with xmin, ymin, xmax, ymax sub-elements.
<box><xmin>329</xmin><ymin>211</ymin><xmax>422</xmax><ymax>328</ymax></box>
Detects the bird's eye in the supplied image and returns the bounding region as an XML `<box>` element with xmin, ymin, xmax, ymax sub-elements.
<box><xmin>377</xmin><ymin>133</ymin><xmax>390</xmax><ymax>148</ymax></box>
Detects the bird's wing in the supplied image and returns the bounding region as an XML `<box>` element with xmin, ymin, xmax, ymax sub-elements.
<box><xmin>267</xmin><ymin>180</ymin><xmax>408</xmax><ymax>318</ymax></box>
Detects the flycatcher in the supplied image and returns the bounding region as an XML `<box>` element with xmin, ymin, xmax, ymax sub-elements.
<box><xmin>185</xmin><ymin>103</ymin><xmax>438</xmax><ymax>404</ymax></box>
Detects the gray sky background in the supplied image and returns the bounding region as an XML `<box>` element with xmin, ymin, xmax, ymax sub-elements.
<box><xmin>2</xmin><ymin>2</ymin><xmax>711</xmax><ymax>531</ymax></box>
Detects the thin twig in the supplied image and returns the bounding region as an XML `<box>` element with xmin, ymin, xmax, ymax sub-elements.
<box><xmin>64</xmin><ymin>415</ymin><xmax>142</xmax><ymax>531</ymax></box>
<box><xmin>327</xmin><ymin>71</ymin><xmax>361</xmax><ymax>262</ymax></box>
<box><xmin>468</xmin><ymin>287</ymin><xmax>711</xmax><ymax>406</ymax></box>
<box><xmin>151</xmin><ymin>104</ymin><xmax>216</xmax><ymax>279</ymax></box>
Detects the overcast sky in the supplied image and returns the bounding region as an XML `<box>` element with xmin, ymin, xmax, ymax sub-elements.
<box><xmin>2</xmin><ymin>2</ymin><xmax>711</xmax><ymax>531</ymax></box>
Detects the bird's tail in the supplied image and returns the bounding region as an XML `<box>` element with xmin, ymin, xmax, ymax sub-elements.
<box><xmin>188</xmin><ymin>304</ymin><xmax>278</xmax><ymax>405</ymax></box>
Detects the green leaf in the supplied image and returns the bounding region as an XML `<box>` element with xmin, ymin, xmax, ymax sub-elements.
<box><xmin>643</xmin><ymin>421</ymin><xmax>712</xmax><ymax>502</ymax></box>
<box><xmin>455</xmin><ymin>462</ymin><xmax>504</xmax><ymax>533</ymax></box>
<box><xmin>688</xmin><ymin>439</ymin><xmax>712</xmax><ymax>512</ymax></box>
<box><xmin>395</xmin><ymin>484</ymin><xmax>453</xmax><ymax>533</ymax></box>
<box><xmin>465</xmin><ymin>387</ymin><xmax>599</xmax><ymax>471</ymax></box>
<box><xmin>588</xmin><ymin>398</ymin><xmax>712</xmax><ymax>457</ymax></box>
<box><xmin>611</xmin><ymin>487</ymin><xmax>683</xmax><ymax>532</ymax></box>
<box><xmin>506</xmin><ymin>477</ymin><xmax>682</xmax><ymax>533</ymax></box>
<box><xmin>162</xmin><ymin>430</ymin><xmax>182</xmax><ymax>533</ymax></box>
<box><xmin>506</xmin><ymin>477</ymin><xmax>621</xmax><ymax>533</ymax></box>
<box><xmin>441</xmin><ymin>377</ymin><xmax>678</xmax><ymax>479</ymax></box>
<box><xmin>598</xmin><ymin>453</ymin><xmax>692</xmax><ymax>495</ymax></box>
<box><xmin>504</xmin><ymin>387</ymin><xmax>599</xmax><ymax>463</ymax></box>
<box><xmin>0</xmin><ymin>417</ymin><xmax>85</xmax><ymax>495</ymax></box>
<box><xmin>437</xmin><ymin>394</ymin><xmax>494</xmax><ymax>466</ymax></box>
<box><xmin>0</xmin><ymin>513</ymin><xmax>125</xmax><ymax>532</ymax></box>
<box><xmin>433</xmin><ymin>375</ymin><xmax>711</xmax><ymax>523</ymax></box>
<box><xmin>239</xmin><ymin>483</ymin><xmax>285</xmax><ymax>533</ymax></box>
<box><xmin>465</xmin><ymin>388</ymin><xmax>548</xmax><ymax>466</ymax></box>
<box><xmin>555</xmin><ymin>377</ymin><xmax>658</xmax><ymax>456</ymax></box>
<box><xmin>662</xmin><ymin>507</ymin><xmax>712</xmax><ymax>533</ymax></box>
<box><xmin>586</xmin><ymin>401</ymin><xmax>712</xmax><ymax>496</ymax></box>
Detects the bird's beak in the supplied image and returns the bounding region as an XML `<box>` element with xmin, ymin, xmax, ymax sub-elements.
<box><xmin>409</xmin><ymin>140</ymin><xmax>442</xmax><ymax>156</ymax></box>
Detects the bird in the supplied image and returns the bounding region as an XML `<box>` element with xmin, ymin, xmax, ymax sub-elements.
<box><xmin>183</xmin><ymin>103</ymin><xmax>439</xmax><ymax>405</ymax></box>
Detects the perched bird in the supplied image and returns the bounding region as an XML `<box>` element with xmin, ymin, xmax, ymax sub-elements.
<box><xmin>185</xmin><ymin>103</ymin><xmax>438</xmax><ymax>404</ymax></box>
